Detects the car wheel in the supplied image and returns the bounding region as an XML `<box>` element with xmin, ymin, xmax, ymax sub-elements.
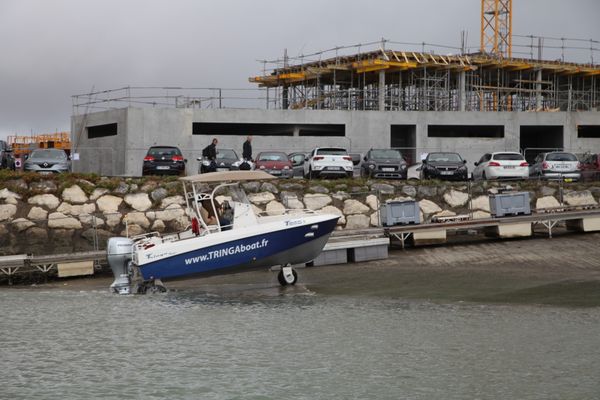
<box><xmin>482</xmin><ymin>171</ymin><xmax>487</xmax><ymax>180</ymax></box>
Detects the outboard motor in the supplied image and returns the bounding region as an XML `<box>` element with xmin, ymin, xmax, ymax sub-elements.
<box><xmin>107</xmin><ymin>237</ymin><xmax>134</xmax><ymax>294</ymax></box>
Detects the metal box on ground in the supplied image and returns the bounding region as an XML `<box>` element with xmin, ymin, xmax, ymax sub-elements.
<box><xmin>489</xmin><ymin>192</ymin><xmax>531</xmax><ymax>217</ymax></box>
<box><xmin>380</xmin><ymin>200</ymin><xmax>420</xmax><ymax>226</ymax></box>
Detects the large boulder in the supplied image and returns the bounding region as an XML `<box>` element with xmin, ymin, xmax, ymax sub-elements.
<box><xmin>90</xmin><ymin>188</ymin><xmax>109</xmax><ymax>201</ymax></box>
<box><xmin>150</xmin><ymin>188</ymin><xmax>168</xmax><ymax>202</ymax></box>
<box><xmin>371</xmin><ymin>183</ymin><xmax>395</xmax><ymax>195</ymax></box>
<box><xmin>401</xmin><ymin>185</ymin><xmax>417</xmax><ymax>197</ymax></box>
<box><xmin>0</xmin><ymin>204</ymin><xmax>17</xmax><ymax>221</ymax></box>
<box><xmin>248</xmin><ymin>192</ymin><xmax>276</xmax><ymax>205</ymax></box>
<box><xmin>303</xmin><ymin>194</ymin><xmax>332</xmax><ymax>210</ymax></box>
<box><xmin>343</xmin><ymin>199</ymin><xmax>370</xmax><ymax>215</ymax></box>
<box><xmin>443</xmin><ymin>189</ymin><xmax>469</xmax><ymax>208</ymax></box>
<box><xmin>366</xmin><ymin>194</ymin><xmax>380</xmax><ymax>211</ymax></box>
<box><xmin>265</xmin><ymin>201</ymin><xmax>285</xmax><ymax>216</ymax></box>
<box><xmin>280</xmin><ymin>192</ymin><xmax>304</xmax><ymax>209</ymax></box>
<box><xmin>57</xmin><ymin>202</ymin><xmax>96</xmax><ymax>216</ymax></box>
<box><xmin>332</xmin><ymin>191</ymin><xmax>351</xmax><ymax>201</ymax></box>
<box><xmin>12</xmin><ymin>218</ymin><xmax>35</xmax><ymax>232</ymax></box>
<box><xmin>121</xmin><ymin>224</ymin><xmax>145</xmax><ymax>237</ymax></box>
<box><xmin>125</xmin><ymin>212</ymin><xmax>151</xmax><ymax>229</ymax></box>
<box><xmin>48</xmin><ymin>212</ymin><xmax>83</xmax><ymax>229</ymax></box>
<box><xmin>472</xmin><ymin>210</ymin><xmax>491</xmax><ymax>219</ymax></box>
<box><xmin>319</xmin><ymin>206</ymin><xmax>345</xmax><ymax>225</ymax></box>
<box><xmin>97</xmin><ymin>195</ymin><xmax>123</xmax><ymax>213</ymax></box>
<box><xmin>104</xmin><ymin>213</ymin><xmax>122</xmax><ymax>228</ymax></box>
<box><xmin>345</xmin><ymin>214</ymin><xmax>370</xmax><ymax>230</ymax></box>
<box><xmin>471</xmin><ymin>195</ymin><xmax>491</xmax><ymax>212</ymax></box>
<box><xmin>564</xmin><ymin>190</ymin><xmax>597</xmax><ymax>206</ymax></box>
<box><xmin>0</xmin><ymin>188</ymin><xmax>21</xmax><ymax>201</ymax></box>
<box><xmin>28</xmin><ymin>194</ymin><xmax>60</xmax><ymax>210</ymax></box>
<box><xmin>79</xmin><ymin>214</ymin><xmax>105</xmax><ymax>228</ymax></box>
<box><xmin>260</xmin><ymin>182</ymin><xmax>279</xmax><ymax>194</ymax></box>
<box><xmin>370</xmin><ymin>211</ymin><xmax>380</xmax><ymax>227</ymax></box>
<box><xmin>29</xmin><ymin>180</ymin><xmax>57</xmax><ymax>193</ymax></box>
<box><xmin>160</xmin><ymin>195</ymin><xmax>185</xmax><ymax>209</ymax></box>
<box><xmin>124</xmin><ymin>193</ymin><xmax>152</xmax><ymax>212</ymax></box>
<box><xmin>154</xmin><ymin>204</ymin><xmax>185</xmax><ymax>222</ymax></box>
<box><xmin>309</xmin><ymin>185</ymin><xmax>329</xmax><ymax>194</ymax></box>
<box><xmin>418</xmin><ymin>199</ymin><xmax>442</xmax><ymax>215</ymax></box>
<box><xmin>27</xmin><ymin>206</ymin><xmax>48</xmax><ymax>221</ymax></box>
<box><xmin>62</xmin><ymin>185</ymin><xmax>88</xmax><ymax>204</ymax></box>
<box><xmin>536</xmin><ymin>196</ymin><xmax>561</xmax><ymax>209</ymax></box>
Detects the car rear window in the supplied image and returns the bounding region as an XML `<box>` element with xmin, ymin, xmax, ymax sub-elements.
<box><xmin>148</xmin><ymin>147</ymin><xmax>181</xmax><ymax>156</ymax></box>
<box><xmin>316</xmin><ymin>148</ymin><xmax>347</xmax><ymax>156</ymax></box>
<box><xmin>258</xmin><ymin>153</ymin><xmax>287</xmax><ymax>161</ymax></box>
<box><xmin>546</xmin><ymin>153</ymin><xmax>577</xmax><ymax>162</ymax></box>
<box><xmin>493</xmin><ymin>153</ymin><xmax>524</xmax><ymax>161</ymax></box>
<box><xmin>427</xmin><ymin>153</ymin><xmax>462</xmax><ymax>162</ymax></box>
<box><xmin>370</xmin><ymin>149</ymin><xmax>403</xmax><ymax>160</ymax></box>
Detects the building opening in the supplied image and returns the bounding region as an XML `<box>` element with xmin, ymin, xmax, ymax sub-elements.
<box><xmin>192</xmin><ymin>122</ymin><xmax>345</xmax><ymax>137</ymax></box>
<box><xmin>577</xmin><ymin>125</ymin><xmax>600</xmax><ymax>138</ymax></box>
<box><xmin>391</xmin><ymin>125</ymin><xmax>416</xmax><ymax>165</ymax></box>
<box><xmin>520</xmin><ymin>125</ymin><xmax>564</xmax><ymax>162</ymax></box>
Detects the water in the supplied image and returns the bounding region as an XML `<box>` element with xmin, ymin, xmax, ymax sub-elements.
<box><xmin>1</xmin><ymin>285</ymin><xmax>599</xmax><ymax>400</ymax></box>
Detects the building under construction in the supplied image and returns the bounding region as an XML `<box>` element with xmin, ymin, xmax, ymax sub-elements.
<box><xmin>70</xmin><ymin>1</ymin><xmax>600</xmax><ymax>176</ymax></box>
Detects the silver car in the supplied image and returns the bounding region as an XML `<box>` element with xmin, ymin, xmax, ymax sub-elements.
<box><xmin>529</xmin><ymin>151</ymin><xmax>581</xmax><ymax>181</ymax></box>
<box><xmin>24</xmin><ymin>149</ymin><xmax>71</xmax><ymax>174</ymax></box>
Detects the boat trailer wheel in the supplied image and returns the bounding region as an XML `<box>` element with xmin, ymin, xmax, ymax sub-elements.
<box><xmin>278</xmin><ymin>266</ymin><xmax>298</xmax><ymax>286</ymax></box>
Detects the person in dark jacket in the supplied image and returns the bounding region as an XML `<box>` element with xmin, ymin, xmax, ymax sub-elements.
<box><xmin>203</xmin><ymin>138</ymin><xmax>218</xmax><ymax>161</ymax></box>
<box><xmin>242</xmin><ymin>135</ymin><xmax>253</xmax><ymax>161</ymax></box>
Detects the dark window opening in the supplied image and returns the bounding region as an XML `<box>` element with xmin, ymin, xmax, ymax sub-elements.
<box><xmin>87</xmin><ymin>123</ymin><xmax>118</xmax><ymax>139</ymax></box>
<box><xmin>428</xmin><ymin>125</ymin><xmax>504</xmax><ymax>138</ymax></box>
<box><xmin>391</xmin><ymin>125</ymin><xmax>416</xmax><ymax>165</ymax></box>
<box><xmin>520</xmin><ymin>125</ymin><xmax>564</xmax><ymax>163</ymax></box>
<box><xmin>578</xmin><ymin>125</ymin><xmax>600</xmax><ymax>138</ymax></box>
<box><xmin>192</xmin><ymin>123</ymin><xmax>345</xmax><ymax>137</ymax></box>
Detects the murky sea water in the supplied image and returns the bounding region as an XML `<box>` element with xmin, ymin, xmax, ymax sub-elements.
<box><xmin>1</xmin><ymin>288</ymin><xmax>599</xmax><ymax>400</ymax></box>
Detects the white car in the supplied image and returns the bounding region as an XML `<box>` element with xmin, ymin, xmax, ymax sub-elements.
<box><xmin>472</xmin><ymin>152</ymin><xmax>529</xmax><ymax>180</ymax></box>
<box><xmin>304</xmin><ymin>147</ymin><xmax>354</xmax><ymax>179</ymax></box>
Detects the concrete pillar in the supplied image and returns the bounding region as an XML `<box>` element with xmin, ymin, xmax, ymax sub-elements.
<box><xmin>536</xmin><ymin>69</ymin><xmax>543</xmax><ymax>110</ymax></box>
<box><xmin>458</xmin><ymin>71</ymin><xmax>466</xmax><ymax>112</ymax></box>
<box><xmin>378</xmin><ymin>70</ymin><xmax>386</xmax><ymax>111</ymax></box>
<box><xmin>282</xmin><ymin>86</ymin><xmax>289</xmax><ymax>109</ymax></box>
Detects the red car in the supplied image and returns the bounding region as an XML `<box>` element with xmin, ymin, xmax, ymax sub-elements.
<box><xmin>254</xmin><ymin>151</ymin><xmax>293</xmax><ymax>178</ymax></box>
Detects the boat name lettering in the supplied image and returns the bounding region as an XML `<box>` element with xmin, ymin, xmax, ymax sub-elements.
<box><xmin>146</xmin><ymin>251</ymin><xmax>176</xmax><ymax>260</ymax></box>
<box><xmin>184</xmin><ymin>239</ymin><xmax>269</xmax><ymax>266</ymax></box>
<box><xmin>285</xmin><ymin>219</ymin><xmax>304</xmax><ymax>227</ymax></box>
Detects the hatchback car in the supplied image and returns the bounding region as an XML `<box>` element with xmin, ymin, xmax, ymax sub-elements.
<box><xmin>304</xmin><ymin>147</ymin><xmax>353</xmax><ymax>179</ymax></box>
<box><xmin>142</xmin><ymin>146</ymin><xmax>187</xmax><ymax>176</ymax></box>
<box><xmin>254</xmin><ymin>152</ymin><xmax>293</xmax><ymax>178</ymax></box>
<box><xmin>24</xmin><ymin>148</ymin><xmax>71</xmax><ymax>174</ymax></box>
<box><xmin>529</xmin><ymin>151</ymin><xmax>581</xmax><ymax>181</ymax></box>
<box><xmin>472</xmin><ymin>152</ymin><xmax>529</xmax><ymax>180</ymax></box>
<box><xmin>288</xmin><ymin>152</ymin><xmax>308</xmax><ymax>177</ymax></box>
<box><xmin>198</xmin><ymin>148</ymin><xmax>243</xmax><ymax>173</ymax></box>
<box><xmin>420</xmin><ymin>152</ymin><xmax>467</xmax><ymax>181</ymax></box>
<box><xmin>361</xmin><ymin>149</ymin><xmax>407</xmax><ymax>179</ymax></box>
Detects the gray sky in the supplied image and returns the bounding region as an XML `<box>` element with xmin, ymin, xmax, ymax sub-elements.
<box><xmin>1</xmin><ymin>0</ymin><xmax>599</xmax><ymax>140</ymax></box>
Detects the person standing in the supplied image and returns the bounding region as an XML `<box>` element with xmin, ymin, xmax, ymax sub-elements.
<box><xmin>201</xmin><ymin>138</ymin><xmax>218</xmax><ymax>173</ymax></box>
<box><xmin>242</xmin><ymin>135</ymin><xmax>253</xmax><ymax>161</ymax></box>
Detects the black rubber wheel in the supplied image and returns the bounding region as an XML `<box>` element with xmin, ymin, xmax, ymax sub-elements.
<box><xmin>309</xmin><ymin>168</ymin><xmax>317</xmax><ymax>180</ymax></box>
<box><xmin>277</xmin><ymin>269</ymin><xmax>298</xmax><ymax>286</ymax></box>
<box><xmin>482</xmin><ymin>171</ymin><xmax>487</xmax><ymax>180</ymax></box>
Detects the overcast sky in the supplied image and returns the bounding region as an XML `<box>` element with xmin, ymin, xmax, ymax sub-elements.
<box><xmin>1</xmin><ymin>0</ymin><xmax>599</xmax><ymax>140</ymax></box>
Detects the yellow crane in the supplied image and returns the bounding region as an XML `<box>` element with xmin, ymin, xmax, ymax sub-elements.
<box><xmin>481</xmin><ymin>0</ymin><xmax>512</xmax><ymax>58</ymax></box>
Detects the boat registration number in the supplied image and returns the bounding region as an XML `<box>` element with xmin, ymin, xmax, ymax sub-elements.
<box><xmin>156</xmin><ymin>166</ymin><xmax>170</xmax><ymax>170</ymax></box>
<box><xmin>382</xmin><ymin>167</ymin><xmax>395</xmax><ymax>172</ymax></box>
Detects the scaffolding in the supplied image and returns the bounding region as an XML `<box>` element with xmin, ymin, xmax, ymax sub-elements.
<box><xmin>7</xmin><ymin>132</ymin><xmax>71</xmax><ymax>159</ymax></box>
<box><xmin>250</xmin><ymin>38</ymin><xmax>600</xmax><ymax>112</ymax></box>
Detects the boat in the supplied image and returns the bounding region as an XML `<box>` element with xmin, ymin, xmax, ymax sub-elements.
<box><xmin>107</xmin><ymin>171</ymin><xmax>339</xmax><ymax>294</ymax></box>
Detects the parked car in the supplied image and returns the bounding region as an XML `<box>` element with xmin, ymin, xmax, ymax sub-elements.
<box><xmin>0</xmin><ymin>140</ymin><xmax>15</xmax><ymax>170</ymax></box>
<box><xmin>24</xmin><ymin>148</ymin><xmax>71</xmax><ymax>174</ymax></box>
<box><xmin>529</xmin><ymin>151</ymin><xmax>581</xmax><ymax>181</ymax></box>
<box><xmin>198</xmin><ymin>148</ymin><xmax>248</xmax><ymax>173</ymax></box>
<box><xmin>407</xmin><ymin>163</ymin><xmax>422</xmax><ymax>180</ymax></box>
<box><xmin>142</xmin><ymin>146</ymin><xmax>187</xmax><ymax>176</ymax></box>
<box><xmin>472</xmin><ymin>152</ymin><xmax>529</xmax><ymax>180</ymax></box>
<box><xmin>288</xmin><ymin>152</ymin><xmax>307</xmax><ymax>177</ymax></box>
<box><xmin>361</xmin><ymin>148</ymin><xmax>407</xmax><ymax>179</ymax></box>
<box><xmin>254</xmin><ymin>151</ymin><xmax>293</xmax><ymax>178</ymax></box>
<box><xmin>420</xmin><ymin>152</ymin><xmax>467</xmax><ymax>181</ymax></box>
<box><xmin>580</xmin><ymin>153</ymin><xmax>600</xmax><ymax>182</ymax></box>
<box><xmin>304</xmin><ymin>147</ymin><xmax>353</xmax><ymax>179</ymax></box>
